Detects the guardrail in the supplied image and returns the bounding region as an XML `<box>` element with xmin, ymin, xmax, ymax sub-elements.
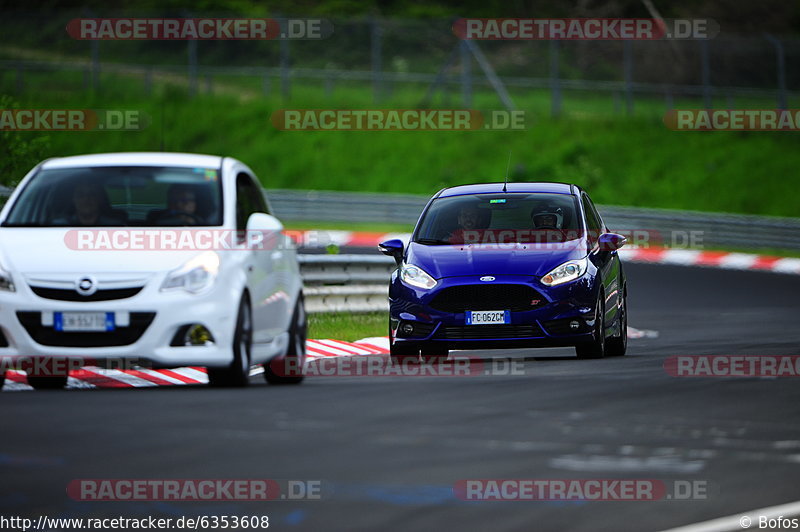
<box><xmin>298</xmin><ymin>255</ymin><xmax>393</xmax><ymax>313</ymax></box>
<box><xmin>268</xmin><ymin>189</ymin><xmax>800</xmax><ymax>252</ymax></box>
<box><xmin>3</xmin><ymin>186</ymin><xmax>800</xmax><ymax>251</ymax></box>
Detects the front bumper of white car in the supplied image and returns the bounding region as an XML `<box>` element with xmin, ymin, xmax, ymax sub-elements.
<box><xmin>0</xmin><ymin>272</ymin><xmax>242</xmax><ymax>369</ymax></box>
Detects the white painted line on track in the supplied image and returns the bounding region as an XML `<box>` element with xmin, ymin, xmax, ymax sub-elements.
<box><xmin>659</xmin><ymin>499</ymin><xmax>800</xmax><ymax>532</ymax></box>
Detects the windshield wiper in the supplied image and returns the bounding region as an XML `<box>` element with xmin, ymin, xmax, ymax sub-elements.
<box><xmin>415</xmin><ymin>238</ymin><xmax>451</xmax><ymax>246</ymax></box>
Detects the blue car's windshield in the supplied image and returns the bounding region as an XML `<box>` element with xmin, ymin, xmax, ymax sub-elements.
<box><xmin>2</xmin><ymin>166</ymin><xmax>223</xmax><ymax>227</ymax></box>
<box><xmin>414</xmin><ymin>193</ymin><xmax>583</xmax><ymax>245</ymax></box>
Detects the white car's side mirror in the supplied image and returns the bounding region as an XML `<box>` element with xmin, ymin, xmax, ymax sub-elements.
<box><xmin>245</xmin><ymin>213</ymin><xmax>284</xmax><ymax>248</ymax></box>
<box><xmin>247</xmin><ymin>212</ymin><xmax>283</xmax><ymax>233</ymax></box>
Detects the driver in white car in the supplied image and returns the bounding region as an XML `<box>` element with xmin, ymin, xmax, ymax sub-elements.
<box><xmin>158</xmin><ymin>185</ymin><xmax>201</xmax><ymax>225</ymax></box>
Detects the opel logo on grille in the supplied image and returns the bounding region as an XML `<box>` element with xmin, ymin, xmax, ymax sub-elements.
<box><xmin>75</xmin><ymin>276</ymin><xmax>98</xmax><ymax>296</ymax></box>
<box><xmin>479</xmin><ymin>276</ymin><xmax>495</xmax><ymax>282</ymax></box>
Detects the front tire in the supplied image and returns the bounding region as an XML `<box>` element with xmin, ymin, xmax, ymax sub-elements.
<box><xmin>420</xmin><ymin>345</ymin><xmax>448</xmax><ymax>364</ymax></box>
<box><xmin>264</xmin><ymin>295</ymin><xmax>307</xmax><ymax>385</ymax></box>
<box><xmin>27</xmin><ymin>374</ymin><xmax>68</xmax><ymax>390</ymax></box>
<box><xmin>390</xmin><ymin>342</ymin><xmax>419</xmax><ymax>365</ymax></box>
<box><xmin>576</xmin><ymin>294</ymin><xmax>606</xmax><ymax>359</ymax></box>
<box><xmin>208</xmin><ymin>295</ymin><xmax>252</xmax><ymax>387</ymax></box>
<box><xmin>605</xmin><ymin>288</ymin><xmax>627</xmax><ymax>357</ymax></box>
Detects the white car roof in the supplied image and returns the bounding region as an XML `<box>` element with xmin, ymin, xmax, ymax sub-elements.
<box><xmin>41</xmin><ymin>152</ymin><xmax>224</xmax><ymax>169</ymax></box>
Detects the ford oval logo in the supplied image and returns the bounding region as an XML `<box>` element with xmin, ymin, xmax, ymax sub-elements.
<box><xmin>479</xmin><ymin>276</ymin><xmax>495</xmax><ymax>282</ymax></box>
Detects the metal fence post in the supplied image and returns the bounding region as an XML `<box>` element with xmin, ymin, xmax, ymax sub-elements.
<box><xmin>91</xmin><ymin>40</ymin><xmax>100</xmax><ymax>91</ymax></box>
<box><xmin>764</xmin><ymin>33</ymin><xmax>787</xmax><ymax>110</ymax></box>
<box><xmin>262</xmin><ymin>73</ymin><xmax>271</xmax><ymax>96</ymax></box>
<box><xmin>462</xmin><ymin>40</ymin><xmax>517</xmax><ymax>111</ymax></box>
<box><xmin>188</xmin><ymin>39</ymin><xmax>198</xmax><ymax>97</ymax></box>
<box><xmin>371</xmin><ymin>17</ymin><xmax>383</xmax><ymax>104</ymax></box>
<box><xmin>701</xmin><ymin>40</ymin><xmax>711</xmax><ymax>108</ymax></box>
<box><xmin>325</xmin><ymin>71</ymin><xmax>334</xmax><ymax>100</ymax></box>
<box><xmin>550</xmin><ymin>40</ymin><xmax>561</xmax><ymax>118</ymax></box>
<box><xmin>144</xmin><ymin>67</ymin><xmax>152</xmax><ymax>96</ymax></box>
<box><xmin>460</xmin><ymin>40</ymin><xmax>472</xmax><ymax>108</ymax></box>
<box><xmin>280</xmin><ymin>28</ymin><xmax>290</xmax><ymax>102</ymax></box>
<box><xmin>623</xmin><ymin>40</ymin><xmax>634</xmax><ymax>115</ymax></box>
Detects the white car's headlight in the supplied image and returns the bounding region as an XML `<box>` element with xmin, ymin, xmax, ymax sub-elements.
<box><xmin>400</xmin><ymin>262</ymin><xmax>437</xmax><ymax>290</ymax></box>
<box><xmin>540</xmin><ymin>257</ymin><xmax>588</xmax><ymax>287</ymax></box>
<box><xmin>161</xmin><ymin>251</ymin><xmax>220</xmax><ymax>293</ymax></box>
<box><xmin>0</xmin><ymin>269</ymin><xmax>15</xmax><ymax>292</ymax></box>
<box><xmin>0</xmin><ymin>257</ymin><xmax>15</xmax><ymax>292</ymax></box>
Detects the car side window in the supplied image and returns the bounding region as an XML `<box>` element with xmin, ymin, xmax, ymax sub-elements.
<box><xmin>236</xmin><ymin>173</ymin><xmax>262</xmax><ymax>232</ymax></box>
<box><xmin>582</xmin><ymin>194</ymin><xmax>602</xmax><ymax>244</ymax></box>
<box><xmin>249</xmin><ymin>179</ymin><xmax>269</xmax><ymax>215</ymax></box>
<box><xmin>585</xmin><ymin>195</ymin><xmax>605</xmax><ymax>233</ymax></box>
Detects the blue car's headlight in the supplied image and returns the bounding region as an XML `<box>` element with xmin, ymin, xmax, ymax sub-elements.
<box><xmin>540</xmin><ymin>257</ymin><xmax>588</xmax><ymax>287</ymax></box>
<box><xmin>400</xmin><ymin>262</ymin><xmax>437</xmax><ymax>290</ymax></box>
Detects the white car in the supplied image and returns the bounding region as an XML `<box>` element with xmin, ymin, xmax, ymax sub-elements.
<box><xmin>0</xmin><ymin>152</ymin><xmax>306</xmax><ymax>389</ymax></box>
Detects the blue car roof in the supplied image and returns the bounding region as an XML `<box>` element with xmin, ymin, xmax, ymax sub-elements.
<box><xmin>437</xmin><ymin>182</ymin><xmax>577</xmax><ymax>198</ymax></box>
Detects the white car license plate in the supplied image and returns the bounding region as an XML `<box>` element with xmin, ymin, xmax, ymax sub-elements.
<box><xmin>54</xmin><ymin>312</ymin><xmax>115</xmax><ymax>332</ymax></box>
<box><xmin>466</xmin><ymin>310</ymin><xmax>510</xmax><ymax>325</ymax></box>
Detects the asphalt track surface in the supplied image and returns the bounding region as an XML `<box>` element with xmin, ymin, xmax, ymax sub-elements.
<box><xmin>2</xmin><ymin>262</ymin><xmax>799</xmax><ymax>532</ymax></box>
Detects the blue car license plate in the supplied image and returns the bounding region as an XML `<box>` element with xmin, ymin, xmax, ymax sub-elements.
<box><xmin>54</xmin><ymin>312</ymin><xmax>115</xmax><ymax>332</ymax></box>
<box><xmin>466</xmin><ymin>310</ymin><xmax>510</xmax><ymax>325</ymax></box>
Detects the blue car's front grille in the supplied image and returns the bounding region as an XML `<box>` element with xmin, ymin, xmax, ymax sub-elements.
<box><xmin>429</xmin><ymin>284</ymin><xmax>546</xmax><ymax>313</ymax></box>
<box><xmin>437</xmin><ymin>324</ymin><xmax>545</xmax><ymax>339</ymax></box>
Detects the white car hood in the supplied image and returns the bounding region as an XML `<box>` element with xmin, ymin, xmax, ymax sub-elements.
<box><xmin>0</xmin><ymin>228</ymin><xmax>206</xmax><ymax>275</ymax></box>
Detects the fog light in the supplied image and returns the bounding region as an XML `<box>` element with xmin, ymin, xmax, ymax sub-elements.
<box><xmin>185</xmin><ymin>324</ymin><xmax>214</xmax><ymax>346</ymax></box>
<box><xmin>401</xmin><ymin>323</ymin><xmax>414</xmax><ymax>336</ymax></box>
<box><xmin>569</xmin><ymin>320</ymin><xmax>581</xmax><ymax>330</ymax></box>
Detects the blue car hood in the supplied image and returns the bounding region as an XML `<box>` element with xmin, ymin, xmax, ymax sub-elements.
<box><xmin>406</xmin><ymin>239</ymin><xmax>588</xmax><ymax>279</ymax></box>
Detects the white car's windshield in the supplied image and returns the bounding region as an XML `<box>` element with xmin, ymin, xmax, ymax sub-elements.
<box><xmin>2</xmin><ymin>166</ymin><xmax>223</xmax><ymax>227</ymax></box>
<box><xmin>414</xmin><ymin>192</ymin><xmax>583</xmax><ymax>245</ymax></box>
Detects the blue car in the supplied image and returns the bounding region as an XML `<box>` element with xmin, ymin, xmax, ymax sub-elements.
<box><xmin>379</xmin><ymin>182</ymin><xmax>628</xmax><ymax>361</ymax></box>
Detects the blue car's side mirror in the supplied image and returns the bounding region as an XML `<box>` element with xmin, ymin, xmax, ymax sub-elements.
<box><xmin>379</xmin><ymin>239</ymin><xmax>404</xmax><ymax>265</ymax></box>
<box><xmin>598</xmin><ymin>232</ymin><xmax>627</xmax><ymax>251</ymax></box>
